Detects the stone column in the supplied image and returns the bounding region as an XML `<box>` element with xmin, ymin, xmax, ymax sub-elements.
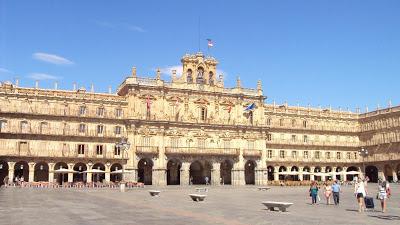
<box><xmin>310</xmin><ymin>166</ymin><xmax>315</xmax><ymax>181</ymax></box>
<box><xmin>392</xmin><ymin>170</ymin><xmax>398</xmax><ymax>182</ymax></box>
<box><xmin>332</xmin><ymin>167</ymin><xmax>337</xmax><ymax>181</ymax></box>
<box><xmin>180</xmin><ymin>162</ymin><xmax>190</xmax><ymax>185</ymax></box>
<box><xmin>342</xmin><ymin>167</ymin><xmax>347</xmax><ymax>181</ymax></box>
<box><xmin>48</xmin><ymin>163</ymin><xmax>55</xmax><ymax>183</ymax></box>
<box><xmin>87</xmin><ymin>164</ymin><xmax>93</xmax><ymax>183</ymax></box>
<box><xmin>298</xmin><ymin>166</ymin><xmax>304</xmax><ymax>181</ymax></box>
<box><xmin>212</xmin><ymin>162</ymin><xmax>221</xmax><ymax>185</ymax></box>
<box><xmin>255</xmin><ymin>169</ymin><xmax>268</xmax><ymax>185</ymax></box>
<box><xmin>153</xmin><ymin>168</ymin><xmax>167</xmax><ymax>186</ymax></box>
<box><xmin>67</xmin><ymin>163</ymin><xmax>74</xmax><ymax>183</ymax></box>
<box><xmin>105</xmin><ymin>163</ymin><xmax>111</xmax><ymax>182</ymax></box>
<box><xmin>232</xmin><ymin>169</ymin><xmax>245</xmax><ymax>185</ymax></box>
<box><xmin>321</xmin><ymin>166</ymin><xmax>326</xmax><ymax>181</ymax></box>
<box><xmin>28</xmin><ymin>162</ymin><xmax>36</xmax><ymax>182</ymax></box>
<box><xmin>7</xmin><ymin>162</ymin><xmax>15</xmax><ymax>184</ymax></box>
<box><xmin>273</xmin><ymin>166</ymin><xmax>279</xmax><ymax>181</ymax></box>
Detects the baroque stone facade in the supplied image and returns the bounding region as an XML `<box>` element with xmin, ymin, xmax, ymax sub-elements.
<box><xmin>0</xmin><ymin>52</ymin><xmax>399</xmax><ymax>185</ymax></box>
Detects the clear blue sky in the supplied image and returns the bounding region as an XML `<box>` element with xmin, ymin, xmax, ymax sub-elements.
<box><xmin>1</xmin><ymin>0</ymin><xmax>399</xmax><ymax>112</ymax></box>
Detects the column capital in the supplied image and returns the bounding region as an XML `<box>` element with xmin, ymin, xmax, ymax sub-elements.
<box><xmin>7</xmin><ymin>161</ymin><xmax>16</xmax><ymax>168</ymax></box>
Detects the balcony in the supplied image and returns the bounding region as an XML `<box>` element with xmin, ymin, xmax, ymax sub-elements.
<box><xmin>135</xmin><ymin>146</ymin><xmax>159</xmax><ymax>155</ymax></box>
<box><xmin>267</xmin><ymin>156</ymin><xmax>360</xmax><ymax>164</ymax></box>
<box><xmin>243</xmin><ymin>149</ymin><xmax>262</xmax><ymax>157</ymax></box>
<box><xmin>0</xmin><ymin>142</ymin><xmax>128</xmax><ymax>160</ymax></box>
<box><xmin>364</xmin><ymin>153</ymin><xmax>400</xmax><ymax>162</ymax></box>
<box><xmin>266</xmin><ymin>139</ymin><xmax>359</xmax><ymax>148</ymax></box>
<box><xmin>0</xmin><ymin>126</ymin><xmax>125</xmax><ymax>139</ymax></box>
<box><xmin>165</xmin><ymin>147</ymin><xmax>240</xmax><ymax>156</ymax></box>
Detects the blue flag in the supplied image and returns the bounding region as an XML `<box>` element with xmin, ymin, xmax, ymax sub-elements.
<box><xmin>244</xmin><ymin>103</ymin><xmax>256</xmax><ymax>111</ymax></box>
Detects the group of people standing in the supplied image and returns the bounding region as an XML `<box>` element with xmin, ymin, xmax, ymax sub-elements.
<box><xmin>309</xmin><ymin>177</ymin><xmax>392</xmax><ymax>213</ymax></box>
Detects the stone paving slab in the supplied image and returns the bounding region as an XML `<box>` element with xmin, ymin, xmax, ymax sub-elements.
<box><xmin>0</xmin><ymin>185</ymin><xmax>399</xmax><ymax>225</ymax></box>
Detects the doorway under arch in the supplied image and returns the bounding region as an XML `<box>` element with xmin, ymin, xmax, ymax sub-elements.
<box><xmin>92</xmin><ymin>163</ymin><xmax>105</xmax><ymax>183</ymax></box>
<box><xmin>167</xmin><ymin>159</ymin><xmax>181</xmax><ymax>185</ymax></box>
<box><xmin>346</xmin><ymin>166</ymin><xmax>359</xmax><ymax>181</ymax></box>
<box><xmin>110</xmin><ymin>163</ymin><xmax>123</xmax><ymax>182</ymax></box>
<box><xmin>54</xmin><ymin>162</ymin><xmax>68</xmax><ymax>184</ymax></box>
<box><xmin>14</xmin><ymin>161</ymin><xmax>29</xmax><ymax>182</ymax></box>
<box><xmin>384</xmin><ymin>164</ymin><xmax>394</xmax><ymax>182</ymax></box>
<box><xmin>365</xmin><ymin>165</ymin><xmax>378</xmax><ymax>183</ymax></box>
<box><xmin>0</xmin><ymin>161</ymin><xmax>9</xmax><ymax>186</ymax></box>
<box><xmin>245</xmin><ymin>160</ymin><xmax>257</xmax><ymax>184</ymax></box>
<box><xmin>34</xmin><ymin>162</ymin><xmax>49</xmax><ymax>182</ymax></box>
<box><xmin>220</xmin><ymin>160</ymin><xmax>233</xmax><ymax>185</ymax></box>
<box><xmin>73</xmin><ymin>163</ymin><xmax>87</xmax><ymax>182</ymax></box>
<box><xmin>189</xmin><ymin>160</ymin><xmax>212</xmax><ymax>185</ymax></box>
<box><xmin>138</xmin><ymin>158</ymin><xmax>153</xmax><ymax>185</ymax></box>
<box><xmin>278</xmin><ymin>166</ymin><xmax>287</xmax><ymax>181</ymax></box>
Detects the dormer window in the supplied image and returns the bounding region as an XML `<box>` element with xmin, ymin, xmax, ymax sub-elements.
<box><xmin>187</xmin><ymin>69</ymin><xmax>193</xmax><ymax>83</ymax></box>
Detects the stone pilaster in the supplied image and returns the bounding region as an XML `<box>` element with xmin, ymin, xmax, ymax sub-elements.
<box><xmin>298</xmin><ymin>166</ymin><xmax>304</xmax><ymax>181</ymax></box>
<box><xmin>86</xmin><ymin>164</ymin><xmax>93</xmax><ymax>183</ymax></box>
<box><xmin>48</xmin><ymin>162</ymin><xmax>55</xmax><ymax>183</ymax></box>
<box><xmin>180</xmin><ymin>162</ymin><xmax>190</xmax><ymax>185</ymax></box>
<box><xmin>273</xmin><ymin>166</ymin><xmax>279</xmax><ymax>181</ymax></box>
<box><xmin>212</xmin><ymin>162</ymin><xmax>221</xmax><ymax>185</ymax></box>
<box><xmin>28</xmin><ymin>162</ymin><xmax>36</xmax><ymax>182</ymax></box>
<box><xmin>232</xmin><ymin>169</ymin><xmax>245</xmax><ymax>185</ymax></box>
<box><xmin>7</xmin><ymin>162</ymin><xmax>15</xmax><ymax>183</ymax></box>
<box><xmin>153</xmin><ymin>168</ymin><xmax>166</xmax><ymax>186</ymax></box>
<box><xmin>105</xmin><ymin>163</ymin><xmax>111</xmax><ymax>182</ymax></box>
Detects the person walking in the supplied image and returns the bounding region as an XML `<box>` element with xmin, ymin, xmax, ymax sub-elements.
<box><xmin>323</xmin><ymin>182</ymin><xmax>332</xmax><ymax>205</ymax></box>
<box><xmin>205</xmin><ymin>176</ymin><xmax>209</xmax><ymax>185</ymax></box>
<box><xmin>331</xmin><ymin>180</ymin><xmax>341</xmax><ymax>205</ymax></box>
<box><xmin>354</xmin><ymin>178</ymin><xmax>367</xmax><ymax>212</ymax></box>
<box><xmin>309</xmin><ymin>181</ymin><xmax>319</xmax><ymax>205</ymax></box>
<box><xmin>377</xmin><ymin>180</ymin><xmax>389</xmax><ymax>213</ymax></box>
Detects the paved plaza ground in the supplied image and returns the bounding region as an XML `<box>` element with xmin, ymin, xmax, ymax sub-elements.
<box><xmin>0</xmin><ymin>184</ymin><xmax>399</xmax><ymax>225</ymax></box>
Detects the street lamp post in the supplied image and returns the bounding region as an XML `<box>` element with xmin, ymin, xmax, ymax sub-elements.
<box><xmin>116</xmin><ymin>137</ymin><xmax>131</xmax><ymax>192</ymax></box>
<box><xmin>358</xmin><ymin>148</ymin><xmax>369</xmax><ymax>180</ymax></box>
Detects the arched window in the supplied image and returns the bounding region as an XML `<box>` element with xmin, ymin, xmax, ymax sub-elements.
<box><xmin>196</xmin><ymin>67</ymin><xmax>205</xmax><ymax>84</ymax></box>
<box><xmin>187</xmin><ymin>69</ymin><xmax>193</xmax><ymax>83</ymax></box>
<box><xmin>209</xmin><ymin>72</ymin><xmax>214</xmax><ymax>85</ymax></box>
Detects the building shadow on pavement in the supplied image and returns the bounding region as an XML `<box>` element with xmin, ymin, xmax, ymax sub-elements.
<box><xmin>368</xmin><ymin>215</ymin><xmax>400</xmax><ymax>221</ymax></box>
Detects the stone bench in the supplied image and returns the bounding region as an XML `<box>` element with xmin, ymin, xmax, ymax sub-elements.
<box><xmin>262</xmin><ymin>201</ymin><xmax>293</xmax><ymax>212</ymax></box>
<box><xmin>258</xmin><ymin>187</ymin><xmax>271</xmax><ymax>191</ymax></box>
<box><xmin>195</xmin><ymin>187</ymin><xmax>209</xmax><ymax>192</ymax></box>
<box><xmin>189</xmin><ymin>194</ymin><xmax>207</xmax><ymax>202</ymax></box>
<box><xmin>149</xmin><ymin>190</ymin><xmax>161</xmax><ymax>197</ymax></box>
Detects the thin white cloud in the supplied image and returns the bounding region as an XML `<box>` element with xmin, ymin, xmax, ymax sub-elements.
<box><xmin>28</xmin><ymin>73</ymin><xmax>60</xmax><ymax>80</ymax></box>
<box><xmin>33</xmin><ymin>52</ymin><xmax>74</xmax><ymax>65</ymax></box>
<box><xmin>96</xmin><ymin>21</ymin><xmax>146</xmax><ymax>33</ymax></box>
<box><xmin>0</xmin><ymin>67</ymin><xmax>12</xmax><ymax>74</ymax></box>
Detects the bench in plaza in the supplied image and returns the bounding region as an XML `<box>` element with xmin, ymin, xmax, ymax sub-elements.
<box><xmin>257</xmin><ymin>187</ymin><xmax>271</xmax><ymax>191</ymax></box>
<box><xmin>149</xmin><ymin>190</ymin><xmax>161</xmax><ymax>197</ymax></box>
<box><xmin>262</xmin><ymin>201</ymin><xmax>293</xmax><ymax>212</ymax></box>
<box><xmin>189</xmin><ymin>194</ymin><xmax>207</xmax><ymax>202</ymax></box>
<box><xmin>195</xmin><ymin>187</ymin><xmax>208</xmax><ymax>192</ymax></box>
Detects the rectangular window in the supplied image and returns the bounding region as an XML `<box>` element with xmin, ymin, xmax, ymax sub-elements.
<box><xmin>267</xmin><ymin>150</ymin><xmax>273</xmax><ymax>158</ymax></box>
<box><xmin>170</xmin><ymin>137</ymin><xmax>180</xmax><ymax>148</ymax></box>
<box><xmin>200</xmin><ymin>107</ymin><xmax>207</xmax><ymax>121</ymax></box>
<box><xmin>19</xmin><ymin>141</ymin><xmax>28</xmax><ymax>152</ymax></box>
<box><xmin>347</xmin><ymin>152</ymin><xmax>351</xmax><ymax>159</ymax></box>
<box><xmin>315</xmin><ymin>151</ymin><xmax>320</xmax><ymax>159</ymax></box>
<box><xmin>79</xmin><ymin>124</ymin><xmax>86</xmax><ymax>133</ymax></box>
<box><xmin>79</xmin><ymin>106</ymin><xmax>86</xmax><ymax>115</ymax></box>
<box><xmin>223</xmin><ymin>140</ymin><xmax>231</xmax><ymax>149</ymax></box>
<box><xmin>247</xmin><ymin>140</ymin><xmax>255</xmax><ymax>149</ymax></box>
<box><xmin>303</xmin><ymin>151</ymin><xmax>309</xmax><ymax>159</ymax></box>
<box><xmin>336</xmin><ymin>152</ymin><xmax>341</xmax><ymax>160</ymax></box>
<box><xmin>97</xmin><ymin>125</ymin><xmax>104</xmax><ymax>134</ymax></box>
<box><xmin>279</xmin><ymin>118</ymin><xmax>284</xmax><ymax>126</ymax></box>
<box><xmin>115</xmin><ymin>126</ymin><xmax>121</xmax><ymax>135</ymax></box>
<box><xmin>78</xmin><ymin>144</ymin><xmax>85</xmax><ymax>155</ymax></box>
<box><xmin>266</xmin><ymin>134</ymin><xmax>272</xmax><ymax>141</ymax></box>
<box><xmin>354</xmin><ymin>152</ymin><xmax>358</xmax><ymax>160</ymax></box>
<box><xmin>96</xmin><ymin>145</ymin><xmax>103</xmax><ymax>155</ymax></box>
<box><xmin>291</xmin><ymin>119</ymin><xmax>296</xmax><ymax>127</ymax></box>
<box><xmin>114</xmin><ymin>145</ymin><xmax>121</xmax><ymax>156</ymax></box>
<box><xmin>303</xmin><ymin>120</ymin><xmax>307</xmax><ymax>128</ymax></box>
<box><xmin>266</xmin><ymin>118</ymin><xmax>271</xmax><ymax>126</ymax></box>
<box><xmin>20</xmin><ymin>121</ymin><xmax>29</xmax><ymax>133</ymax></box>
<box><xmin>303</xmin><ymin>135</ymin><xmax>308</xmax><ymax>143</ymax></box>
<box><xmin>291</xmin><ymin>151</ymin><xmax>297</xmax><ymax>158</ymax></box>
<box><xmin>326</xmin><ymin>152</ymin><xmax>331</xmax><ymax>159</ymax></box>
<box><xmin>97</xmin><ymin>108</ymin><xmax>104</xmax><ymax>116</ymax></box>
<box><xmin>198</xmin><ymin>139</ymin><xmax>206</xmax><ymax>149</ymax></box>
<box><xmin>142</xmin><ymin>136</ymin><xmax>151</xmax><ymax>146</ymax></box>
<box><xmin>279</xmin><ymin>150</ymin><xmax>285</xmax><ymax>158</ymax></box>
<box><xmin>291</xmin><ymin>135</ymin><xmax>296</xmax><ymax>142</ymax></box>
<box><xmin>115</xmin><ymin>108</ymin><xmax>123</xmax><ymax>118</ymax></box>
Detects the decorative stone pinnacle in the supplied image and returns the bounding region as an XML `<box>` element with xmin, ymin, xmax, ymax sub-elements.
<box><xmin>257</xmin><ymin>80</ymin><xmax>262</xmax><ymax>91</ymax></box>
<box><xmin>236</xmin><ymin>76</ymin><xmax>241</xmax><ymax>88</ymax></box>
<box><xmin>132</xmin><ymin>67</ymin><xmax>137</xmax><ymax>77</ymax></box>
<box><xmin>172</xmin><ymin>69</ymin><xmax>177</xmax><ymax>80</ymax></box>
<box><xmin>156</xmin><ymin>68</ymin><xmax>161</xmax><ymax>80</ymax></box>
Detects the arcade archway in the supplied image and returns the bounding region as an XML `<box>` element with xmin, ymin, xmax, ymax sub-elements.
<box><xmin>0</xmin><ymin>161</ymin><xmax>9</xmax><ymax>186</ymax></box>
<box><xmin>245</xmin><ymin>160</ymin><xmax>256</xmax><ymax>184</ymax></box>
<box><xmin>167</xmin><ymin>159</ymin><xmax>181</xmax><ymax>185</ymax></box>
<box><xmin>14</xmin><ymin>161</ymin><xmax>29</xmax><ymax>182</ymax></box>
<box><xmin>365</xmin><ymin>165</ymin><xmax>378</xmax><ymax>183</ymax></box>
<box><xmin>73</xmin><ymin>163</ymin><xmax>87</xmax><ymax>182</ymax></box>
<box><xmin>189</xmin><ymin>160</ymin><xmax>212</xmax><ymax>185</ymax></box>
<box><xmin>220</xmin><ymin>160</ymin><xmax>233</xmax><ymax>185</ymax></box>
<box><xmin>138</xmin><ymin>158</ymin><xmax>153</xmax><ymax>185</ymax></box>
<box><xmin>34</xmin><ymin>162</ymin><xmax>49</xmax><ymax>182</ymax></box>
<box><xmin>110</xmin><ymin>163</ymin><xmax>123</xmax><ymax>182</ymax></box>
